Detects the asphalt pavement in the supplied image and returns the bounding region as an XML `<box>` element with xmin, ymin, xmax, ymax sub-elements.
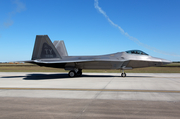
<box><xmin>0</xmin><ymin>72</ymin><xmax>180</xmax><ymax>119</ymax></box>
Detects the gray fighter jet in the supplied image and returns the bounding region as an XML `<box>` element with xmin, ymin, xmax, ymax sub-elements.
<box><xmin>25</xmin><ymin>35</ymin><xmax>171</xmax><ymax>77</ymax></box>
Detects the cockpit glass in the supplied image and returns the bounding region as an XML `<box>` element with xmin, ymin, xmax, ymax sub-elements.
<box><xmin>125</xmin><ymin>50</ymin><xmax>148</xmax><ymax>55</ymax></box>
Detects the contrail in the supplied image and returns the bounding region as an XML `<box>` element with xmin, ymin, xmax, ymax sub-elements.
<box><xmin>94</xmin><ymin>0</ymin><xmax>180</xmax><ymax>57</ymax></box>
<box><xmin>3</xmin><ymin>0</ymin><xmax>26</xmax><ymax>28</ymax></box>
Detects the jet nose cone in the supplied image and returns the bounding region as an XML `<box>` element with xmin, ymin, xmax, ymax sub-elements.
<box><xmin>161</xmin><ymin>59</ymin><xmax>172</xmax><ymax>65</ymax></box>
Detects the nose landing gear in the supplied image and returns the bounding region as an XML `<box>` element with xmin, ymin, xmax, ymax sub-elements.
<box><xmin>121</xmin><ymin>70</ymin><xmax>126</xmax><ymax>77</ymax></box>
<box><xmin>121</xmin><ymin>72</ymin><xmax>126</xmax><ymax>77</ymax></box>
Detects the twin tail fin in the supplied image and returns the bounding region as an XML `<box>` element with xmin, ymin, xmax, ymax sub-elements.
<box><xmin>31</xmin><ymin>35</ymin><xmax>66</xmax><ymax>60</ymax></box>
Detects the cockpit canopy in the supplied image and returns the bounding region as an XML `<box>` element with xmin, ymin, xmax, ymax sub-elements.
<box><xmin>125</xmin><ymin>50</ymin><xmax>148</xmax><ymax>55</ymax></box>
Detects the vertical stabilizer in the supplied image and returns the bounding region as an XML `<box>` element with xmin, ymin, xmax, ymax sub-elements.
<box><xmin>53</xmin><ymin>40</ymin><xmax>68</xmax><ymax>57</ymax></box>
<box><xmin>32</xmin><ymin>35</ymin><xmax>62</xmax><ymax>60</ymax></box>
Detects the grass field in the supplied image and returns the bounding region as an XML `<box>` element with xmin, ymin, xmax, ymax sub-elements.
<box><xmin>0</xmin><ymin>63</ymin><xmax>180</xmax><ymax>73</ymax></box>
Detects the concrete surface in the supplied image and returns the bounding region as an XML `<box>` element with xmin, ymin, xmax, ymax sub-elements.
<box><xmin>0</xmin><ymin>72</ymin><xmax>180</xmax><ymax>119</ymax></box>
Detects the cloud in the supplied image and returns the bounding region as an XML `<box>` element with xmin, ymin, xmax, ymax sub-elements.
<box><xmin>3</xmin><ymin>20</ymin><xmax>14</xmax><ymax>28</ymax></box>
<box><xmin>13</xmin><ymin>0</ymin><xmax>26</xmax><ymax>13</ymax></box>
<box><xmin>3</xmin><ymin>0</ymin><xmax>26</xmax><ymax>28</ymax></box>
<box><xmin>94</xmin><ymin>0</ymin><xmax>180</xmax><ymax>57</ymax></box>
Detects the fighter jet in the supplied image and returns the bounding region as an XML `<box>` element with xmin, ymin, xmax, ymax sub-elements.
<box><xmin>25</xmin><ymin>35</ymin><xmax>171</xmax><ymax>77</ymax></box>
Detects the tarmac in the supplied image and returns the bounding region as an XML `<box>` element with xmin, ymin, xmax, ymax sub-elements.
<box><xmin>0</xmin><ymin>72</ymin><xmax>180</xmax><ymax>119</ymax></box>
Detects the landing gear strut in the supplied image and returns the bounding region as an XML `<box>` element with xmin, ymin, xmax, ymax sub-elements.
<box><xmin>68</xmin><ymin>69</ymin><xmax>82</xmax><ymax>77</ymax></box>
<box><xmin>121</xmin><ymin>70</ymin><xmax>126</xmax><ymax>77</ymax></box>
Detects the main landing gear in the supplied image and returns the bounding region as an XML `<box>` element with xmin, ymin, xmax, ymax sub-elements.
<box><xmin>121</xmin><ymin>70</ymin><xmax>126</xmax><ymax>77</ymax></box>
<box><xmin>68</xmin><ymin>69</ymin><xmax>82</xmax><ymax>77</ymax></box>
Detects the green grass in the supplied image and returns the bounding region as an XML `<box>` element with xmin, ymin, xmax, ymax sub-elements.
<box><xmin>164</xmin><ymin>63</ymin><xmax>180</xmax><ymax>67</ymax></box>
<box><xmin>0</xmin><ymin>63</ymin><xmax>180</xmax><ymax>73</ymax></box>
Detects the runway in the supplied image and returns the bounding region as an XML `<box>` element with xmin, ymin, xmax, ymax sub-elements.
<box><xmin>0</xmin><ymin>72</ymin><xmax>180</xmax><ymax>118</ymax></box>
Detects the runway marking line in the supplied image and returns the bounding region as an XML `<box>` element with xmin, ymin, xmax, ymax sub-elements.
<box><xmin>0</xmin><ymin>88</ymin><xmax>180</xmax><ymax>93</ymax></box>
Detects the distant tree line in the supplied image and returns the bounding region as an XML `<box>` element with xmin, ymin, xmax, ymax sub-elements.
<box><xmin>173</xmin><ymin>61</ymin><xmax>180</xmax><ymax>63</ymax></box>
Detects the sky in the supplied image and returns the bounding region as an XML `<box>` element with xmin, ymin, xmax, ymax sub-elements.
<box><xmin>0</xmin><ymin>0</ymin><xmax>180</xmax><ymax>62</ymax></box>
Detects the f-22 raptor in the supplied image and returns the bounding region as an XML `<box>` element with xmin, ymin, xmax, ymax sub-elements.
<box><xmin>25</xmin><ymin>35</ymin><xmax>171</xmax><ymax>77</ymax></box>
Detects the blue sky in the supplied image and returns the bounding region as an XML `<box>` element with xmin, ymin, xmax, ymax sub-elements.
<box><xmin>0</xmin><ymin>0</ymin><xmax>180</xmax><ymax>62</ymax></box>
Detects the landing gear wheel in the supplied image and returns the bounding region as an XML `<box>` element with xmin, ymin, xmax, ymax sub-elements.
<box><xmin>76</xmin><ymin>71</ymin><xmax>82</xmax><ymax>77</ymax></box>
<box><xmin>68</xmin><ymin>70</ymin><xmax>76</xmax><ymax>77</ymax></box>
<box><xmin>76</xmin><ymin>69</ymin><xmax>82</xmax><ymax>77</ymax></box>
<box><xmin>121</xmin><ymin>73</ymin><xmax>126</xmax><ymax>77</ymax></box>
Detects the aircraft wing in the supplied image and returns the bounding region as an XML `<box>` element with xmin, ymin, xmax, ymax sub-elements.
<box><xmin>24</xmin><ymin>58</ymin><xmax>121</xmax><ymax>64</ymax></box>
